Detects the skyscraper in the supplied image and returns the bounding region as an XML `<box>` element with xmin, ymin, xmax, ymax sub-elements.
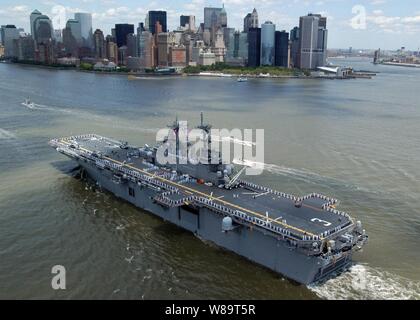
<box><xmin>247</xmin><ymin>27</ymin><xmax>261</xmax><ymax>67</ymax></box>
<box><xmin>138</xmin><ymin>30</ymin><xmax>154</xmax><ymax>68</ymax></box>
<box><xmin>289</xmin><ymin>26</ymin><xmax>300</xmax><ymax>68</ymax></box>
<box><xmin>74</xmin><ymin>13</ymin><xmax>93</xmax><ymax>48</ymax></box>
<box><xmin>244</xmin><ymin>8</ymin><xmax>258</xmax><ymax>33</ymax></box>
<box><xmin>36</xmin><ymin>40</ymin><xmax>54</xmax><ymax>64</ymax></box>
<box><xmin>226</xmin><ymin>30</ymin><xmax>248</xmax><ymax>66</ymax></box>
<box><xmin>204</xmin><ymin>7</ymin><xmax>222</xmax><ymax>29</ymax></box>
<box><xmin>63</xmin><ymin>24</ymin><xmax>78</xmax><ymax>56</ymax></box>
<box><xmin>65</xmin><ymin>19</ymin><xmax>81</xmax><ymax>44</ymax></box>
<box><xmin>157</xmin><ymin>32</ymin><xmax>175</xmax><ymax>66</ymax></box>
<box><xmin>275</xmin><ymin>31</ymin><xmax>289</xmax><ymax>68</ymax></box>
<box><xmin>14</xmin><ymin>35</ymin><xmax>35</xmax><ymax>60</ymax></box>
<box><xmin>180</xmin><ymin>15</ymin><xmax>196</xmax><ymax>31</ymax></box>
<box><xmin>33</xmin><ymin>15</ymin><xmax>53</xmax><ymax>45</ymax></box>
<box><xmin>225</xmin><ymin>28</ymin><xmax>236</xmax><ymax>59</ymax></box>
<box><xmin>260</xmin><ymin>21</ymin><xmax>275</xmax><ymax>66</ymax></box>
<box><xmin>219</xmin><ymin>5</ymin><xmax>227</xmax><ymax>28</ymax></box>
<box><xmin>298</xmin><ymin>14</ymin><xmax>328</xmax><ymax>69</ymax></box>
<box><xmin>126</xmin><ymin>33</ymin><xmax>137</xmax><ymax>57</ymax></box>
<box><xmin>212</xmin><ymin>28</ymin><xmax>226</xmax><ymax>62</ymax></box>
<box><xmin>93</xmin><ymin>29</ymin><xmax>105</xmax><ymax>59</ymax></box>
<box><xmin>30</xmin><ymin>10</ymin><xmax>42</xmax><ymax>40</ymax></box>
<box><xmin>115</xmin><ymin>24</ymin><xmax>134</xmax><ymax>48</ymax></box>
<box><xmin>1</xmin><ymin>25</ymin><xmax>20</xmax><ymax>57</ymax></box>
<box><xmin>147</xmin><ymin>11</ymin><xmax>167</xmax><ymax>34</ymax></box>
<box><xmin>106</xmin><ymin>38</ymin><xmax>118</xmax><ymax>64</ymax></box>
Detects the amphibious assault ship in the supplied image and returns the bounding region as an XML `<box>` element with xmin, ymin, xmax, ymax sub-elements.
<box><xmin>50</xmin><ymin>116</ymin><xmax>368</xmax><ymax>285</ymax></box>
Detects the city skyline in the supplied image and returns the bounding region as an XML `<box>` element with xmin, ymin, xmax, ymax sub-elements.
<box><xmin>0</xmin><ymin>0</ymin><xmax>419</xmax><ymax>50</ymax></box>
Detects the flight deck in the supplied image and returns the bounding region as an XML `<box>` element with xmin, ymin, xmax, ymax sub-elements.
<box><xmin>55</xmin><ymin>134</ymin><xmax>353</xmax><ymax>240</ymax></box>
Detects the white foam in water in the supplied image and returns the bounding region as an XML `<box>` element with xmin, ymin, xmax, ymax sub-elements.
<box><xmin>309</xmin><ymin>264</ymin><xmax>420</xmax><ymax>300</ymax></box>
<box><xmin>0</xmin><ymin>128</ymin><xmax>16</xmax><ymax>140</ymax></box>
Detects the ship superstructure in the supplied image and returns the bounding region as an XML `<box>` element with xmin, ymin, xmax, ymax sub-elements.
<box><xmin>50</xmin><ymin>117</ymin><xmax>368</xmax><ymax>285</ymax></box>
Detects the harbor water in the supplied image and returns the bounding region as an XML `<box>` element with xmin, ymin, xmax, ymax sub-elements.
<box><xmin>0</xmin><ymin>58</ymin><xmax>419</xmax><ymax>299</ymax></box>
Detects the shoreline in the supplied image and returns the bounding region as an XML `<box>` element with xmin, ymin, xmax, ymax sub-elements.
<box><xmin>380</xmin><ymin>61</ymin><xmax>420</xmax><ymax>68</ymax></box>
<box><xmin>3</xmin><ymin>61</ymin><xmax>369</xmax><ymax>80</ymax></box>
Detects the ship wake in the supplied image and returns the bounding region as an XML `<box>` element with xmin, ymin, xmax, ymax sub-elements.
<box><xmin>0</xmin><ymin>128</ymin><xmax>16</xmax><ymax>140</ymax></box>
<box><xmin>308</xmin><ymin>264</ymin><xmax>420</xmax><ymax>300</ymax></box>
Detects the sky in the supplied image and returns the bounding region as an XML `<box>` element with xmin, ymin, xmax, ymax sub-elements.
<box><xmin>1</xmin><ymin>0</ymin><xmax>420</xmax><ymax>50</ymax></box>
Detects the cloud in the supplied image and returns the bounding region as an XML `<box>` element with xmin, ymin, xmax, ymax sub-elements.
<box><xmin>370</xmin><ymin>0</ymin><xmax>386</xmax><ymax>5</ymax></box>
<box><xmin>365</xmin><ymin>11</ymin><xmax>420</xmax><ymax>34</ymax></box>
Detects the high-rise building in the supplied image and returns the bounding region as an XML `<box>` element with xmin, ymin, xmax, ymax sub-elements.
<box><xmin>212</xmin><ymin>28</ymin><xmax>226</xmax><ymax>63</ymax></box>
<box><xmin>30</xmin><ymin>10</ymin><xmax>42</xmax><ymax>40</ymax></box>
<box><xmin>223</xmin><ymin>27</ymin><xmax>234</xmax><ymax>50</ymax></box>
<box><xmin>247</xmin><ymin>27</ymin><xmax>261</xmax><ymax>67</ymax></box>
<box><xmin>169</xmin><ymin>45</ymin><xmax>186</xmax><ymax>67</ymax></box>
<box><xmin>93</xmin><ymin>29</ymin><xmax>105</xmax><ymax>59</ymax></box>
<box><xmin>1</xmin><ymin>25</ymin><xmax>20</xmax><ymax>57</ymax></box>
<box><xmin>147</xmin><ymin>11</ymin><xmax>167</xmax><ymax>34</ymax></box>
<box><xmin>126</xmin><ymin>33</ymin><xmax>137</xmax><ymax>57</ymax></box>
<box><xmin>226</xmin><ymin>30</ymin><xmax>248</xmax><ymax>66</ymax></box>
<box><xmin>74</xmin><ymin>13</ymin><xmax>93</xmax><ymax>48</ymax></box>
<box><xmin>106</xmin><ymin>39</ymin><xmax>118</xmax><ymax>64</ymax></box>
<box><xmin>289</xmin><ymin>26</ymin><xmax>300</xmax><ymax>68</ymax></box>
<box><xmin>136</xmin><ymin>23</ymin><xmax>145</xmax><ymax>57</ymax></box>
<box><xmin>237</xmin><ymin>32</ymin><xmax>249</xmax><ymax>64</ymax></box>
<box><xmin>180</xmin><ymin>15</ymin><xmax>189</xmax><ymax>28</ymax></box>
<box><xmin>0</xmin><ymin>27</ymin><xmax>3</xmax><ymax>46</ymax></box>
<box><xmin>14</xmin><ymin>35</ymin><xmax>35</xmax><ymax>60</ymax></box>
<box><xmin>204</xmin><ymin>7</ymin><xmax>223</xmax><ymax>30</ymax></box>
<box><xmin>244</xmin><ymin>8</ymin><xmax>258</xmax><ymax>33</ymax></box>
<box><xmin>53</xmin><ymin>29</ymin><xmax>62</xmax><ymax>43</ymax></box>
<box><xmin>219</xmin><ymin>5</ymin><xmax>227</xmax><ymax>28</ymax></box>
<box><xmin>36</xmin><ymin>40</ymin><xmax>54</xmax><ymax>64</ymax></box>
<box><xmin>118</xmin><ymin>46</ymin><xmax>128</xmax><ymax>65</ymax></box>
<box><xmin>373</xmin><ymin>49</ymin><xmax>381</xmax><ymax>64</ymax></box>
<box><xmin>137</xmin><ymin>23</ymin><xmax>146</xmax><ymax>34</ymax></box>
<box><xmin>180</xmin><ymin>33</ymin><xmax>195</xmax><ymax>64</ymax></box>
<box><xmin>260</xmin><ymin>21</ymin><xmax>275</xmax><ymax>66</ymax></box>
<box><xmin>138</xmin><ymin>30</ymin><xmax>154</xmax><ymax>68</ymax></box>
<box><xmin>180</xmin><ymin>15</ymin><xmax>196</xmax><ymax>31</ymax></box>
<box><xmin>157</xmin><ymin>32</ymin><xmax>175</xmax><ymax>66</ymax></box>
<box><xmin>66</xmin><ymin>19</ymin><xmax>82</xmax><ymax>44</ymax></box>
<box><xmin>298</xmin><ymin>13</ymin><xmax>328</xmax><ymax>69</ymax></box>
<box><xmin>33</xmin><ymin>15</ymin><xmax>53</xmax><ymax>45</ymax></box>
<box><xmin>63</xmin><ymin>25</ymin><xmax>78</xmax><ymax>56</ymax></box>
<box><xmin>202</xmin><ymin>29</ymin><xmax>211</xmax><ymax>46</ymax></box>
<box><xmin>275</xmin><ymin>31</ymin><xmax>289</xmax><ymax>68</ymax></box>
<box><xmin>225</xmin><ymin>28</ymin><xmax>235</xmax><ymax>59</ymax></box>
<box><xmin>115</xmin><ymin>24</ymin><xmax>134</xmax><ymax>48</ymax></box>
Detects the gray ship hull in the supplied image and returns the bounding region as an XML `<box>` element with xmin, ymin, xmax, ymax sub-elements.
<box><xmin>79</xmin><ymin>159</ymin><xmax>351</xmax><ymax>285</ymax></box>
<box><xmin>50</xmin><ymin>132</ymin><xmax>367</xmax><ymax>285</ymax></box>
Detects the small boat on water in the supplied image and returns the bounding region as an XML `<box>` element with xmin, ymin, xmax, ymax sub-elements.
<box><xmin>22</xmin><ymin>98</ymin><xmax>35</xmax><ymax>109</ymax></box>
<box><xmin>237</xmin><ymin>77</ymin><xmax>248</xmax><ymax>82</ymax></box>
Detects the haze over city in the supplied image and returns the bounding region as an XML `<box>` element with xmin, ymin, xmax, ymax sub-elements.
<box><xmin>1</xmin><ymin>0</ymin><xmax>419</xmax><ymax>50</ymax></box>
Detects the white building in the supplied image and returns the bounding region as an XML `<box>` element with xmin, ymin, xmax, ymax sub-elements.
<box><xmin>199</xmin><ymin>51</ymin><xmax>216</xmax><ymax>66</ymax></box>
<box><xmin>94</xmin><ymin>59</ymin><xmax>117</xmax><ymax>71</ymax></box>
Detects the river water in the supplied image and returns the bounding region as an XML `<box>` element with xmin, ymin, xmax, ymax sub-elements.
<box><xmin>0</xmin><ymin>58</ymin><xmax>419</xmax><ymax>299</ymax></box>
